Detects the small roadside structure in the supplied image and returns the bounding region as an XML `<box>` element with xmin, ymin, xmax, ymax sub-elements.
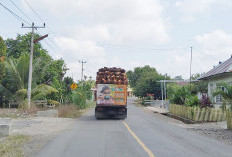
<box><xmin>198</xmin><ymin>56</ymin><xmax>232</xmax><ymax>106</ymax></box>
<box><xmin>127</xmin><ymin>86</ymin><xmax>134</xmax><ymax>97</ymax></box>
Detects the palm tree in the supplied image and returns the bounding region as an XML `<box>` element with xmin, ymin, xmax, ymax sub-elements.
<box><xmin>0</xmin><ymin>54</ymin><xmax>58</xmax><ymax>105</ymax></box>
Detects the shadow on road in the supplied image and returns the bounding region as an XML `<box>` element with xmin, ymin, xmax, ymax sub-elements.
<box><xmin>78</xmin><ymin>114</ymin><xmax>124</xmax><ymax>122</ymax></box>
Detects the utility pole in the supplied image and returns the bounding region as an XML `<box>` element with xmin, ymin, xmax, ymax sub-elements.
<box><xmin>161</xmin><ymin>80</ymin><xmax>163</xmax><ymax>108</ymax></box>
<box><xmin>79</xmin><ymin>60</ymin><xmax>87</xmax><ymax>81</ymax></box>
<box><xmin>190</xmin><ymin>47</ymin><xmax>193</xmax><ymax>86</ymax></box>
<box><xmin>164</xmin><ymin>80</ymin><xmax>166</xmax><ymax>108</ymax></box>
<box><xmin>22</xmin><ymin>23</ymin><xmax>45</xmax><ymax>108</ymax></box>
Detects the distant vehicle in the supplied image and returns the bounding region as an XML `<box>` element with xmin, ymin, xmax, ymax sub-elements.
<box><xmin>95</xmin><ymin>67</ymin><xmax>128</xmax><ymax>119</ymax></box>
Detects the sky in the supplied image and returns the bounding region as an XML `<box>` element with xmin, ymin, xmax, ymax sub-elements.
<box><xmin>1</xmin><ymin>0</ymin><xmax>232</xmax><ymax>81</ymax></box>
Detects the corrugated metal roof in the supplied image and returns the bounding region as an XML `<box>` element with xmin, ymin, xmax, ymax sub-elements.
<box><xmin>199</xmin><ymin>57</ymin><xmax>232</xmax><ymax>80</ymax></box>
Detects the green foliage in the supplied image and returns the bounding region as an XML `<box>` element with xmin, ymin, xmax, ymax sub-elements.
<box><xmin>32</xmin><ymin>84</ymin><xmax>58</xmax><ymax>100</ymax></box>
<box><xmin>0</xmin><ymin>33</ymin><xmax>69</xmax><ymax>107</ymax></box>
<box><xmin>167</xmin><ymin>84</ymin><xmax>190</xmax><ymax>105</ymax></box>
<box><xmin>71</xmin><ymin>79</ymin><xmax>95</xmax><ymax>108</ymax></box>
<box><xmin>189</xmin><ymin>73</ymin><xmax>208</xmax><ymax>94</ymax></box>
<box><xmin>127</xmin><ymin>65</ymin><xmax>170</xmax><ymax>98</ymax></box>
<box><xmin>72</xmin><ymin>89</ymin><xmax>87</xmax><ymax>109</ymax></box>
<box><xmin>5</xmin><ymin>33</ymin><xmax>48</xmax><ymax>59</ymax></box>
<box><xmin>185</xmin><ymin>95</ymin><xmax>199</xmax><ymax>107</ymax></box>
<box><xmin>0</xmin><ymin>135</ymin><xmax>30</xmax><ymax>157</ymax></box>
<box><xmin>127</xmin><ymin>65</ymin><xmax>159</xmax><ymax>88</ymax></box>
<box><xmin>0</xmin><ymin>56</ymin><xmax>29</xmax><ymax>104</ymax></box>
<box><xmin>0</xmin><ymin>36</ymin><xmax>7</xmax><ymax>56</ymax></box>
<box><xmin>191</xmin><ymin>82</ymin><xmax>208</xmax><ymax>95</ymax></box>
<box><xmin>47</xmin><ymin>100</ymin><xmax>60</xmax><ymax>107</ymax></box>
<box><xmin>15</xmin><ymin>89</ymin><xmax>27</xmax><ymax>101</ymax></box>
<box><xmin>213</xmin><ymin>83</ymin><xmax>232</xmax><ymax>111</ymax></box>
<box><xmin>173</xmin><ymin>75</ymin><xmax>183</xmax><ymax>80</ymax></box>
<box><xmin>62</xmin><ymin>76</ymin><xmax>74</xmax><ymax>103</ymax></box>
<box><xmin>0</xmin><ymin>36</ymin><xmax>7</xmax><ymax>81</ymax></box>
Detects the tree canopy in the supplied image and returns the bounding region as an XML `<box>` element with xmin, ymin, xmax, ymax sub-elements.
<box><xmin>127</xmin><ymin>65</ymin><xmax>170</xmax><ymax>98</ymax></box>
<box><xmin>0</xmin><ymin>33</ymin><xmax>70</xmax><ymax>107</ymax></box>
<box><xmin>0</xmin><ymin>36</ymin><xmax>7</xmax><ymax>81</ymax></box>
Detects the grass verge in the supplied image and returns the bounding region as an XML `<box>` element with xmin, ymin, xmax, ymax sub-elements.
<box><xmin>58</xmin><ymin>100</ymin><xmax>96</xmax><ymax>118</ymax></box>
<box><xmin>58</xmin><ymin>105</ymin><xmax>82</xmax><ymax>118</ymax></box>
<box><xmin>0</xmin><ymin>135</ymin><xmax>30</xmax><ymax>157</ymax></box>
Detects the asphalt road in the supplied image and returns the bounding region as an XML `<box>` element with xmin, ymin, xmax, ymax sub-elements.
<box><xmin>37</xmin><ymin>98</ymin><xmax>232</xmax><ymax>157</ymax></box>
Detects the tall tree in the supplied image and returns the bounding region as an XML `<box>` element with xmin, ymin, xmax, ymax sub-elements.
<box><xmin>127</xmin><ymin>65</ymin><xmax>159</xmax><ymax>88</ymax></box>
<box><xmin>0</xmin><ymin>55</ymin><xmax>58</xmax><ymax>105</ymax></box>
<box><xmin>5</xmin><ymin>33</ymin><xmax>49</xmax><ymax>59</ymax></box>
<box><xmin>127</xmin><ymin>65</ymin><xmax>170</xmax><ymax>98</ymax></box>
<box><xmin>173</xmin><ymin>75</ymin><xmax>183</xmax><ymax>80</ymax></box>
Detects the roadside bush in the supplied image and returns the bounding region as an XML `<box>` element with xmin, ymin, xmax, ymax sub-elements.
<box><xmin>185</xmin><ymin>95</ymin><xmax>199</xmax><ymax>107</ymax></box>
<box><xmin>141</xmin><ymin>96</ymin><xmax>152</xmax><ymax>106</ymax></box>
<box><xmin>168</xmin><ymin>84</ymin><xmax>190</xmax><ymax>105</ymax></box>
<box><xmin>72</xmin><ymin>89</ymin><xmax>87</xmax><ymax>109</ymax></box>
<box><xmin>47</xmin><ymin>100</ymin><xmax>60</xmax><ymax>107</ymax></box>
<box><xmin>58</xmin><ymin>105</ymin><xmax>82</xmax><ymax>118</ymax></box>
<box><xmin>199</xmin><ymin>94</ymin><xmax>213</xmax><ymax>108</ymax></box>
<box><xmin>213</xmin><ymin>83</ymin><xmax>232</xmax><ymax>111</ymax></box>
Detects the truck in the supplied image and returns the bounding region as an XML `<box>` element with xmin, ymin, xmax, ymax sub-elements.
<box><xmin>95</xmin><ymin>67</ymin><xmax>128</xmax><ymax>119</ymax></box>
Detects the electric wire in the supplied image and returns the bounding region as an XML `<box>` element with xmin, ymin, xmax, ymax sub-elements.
<box><xmin>5</xmin><ymin>0</ymin><xmax>62</xmax><ymax>57</ymax></box>
<box><xmin>0</xmin><ymin>2</ymin><xmax>30</xmax><ymax>25</ymax></box>
<box><xmin>9</xmin><ymin>0</ymin><xmax>33</xmax><ymax>23</ymax></box>
<box><xmin>37</xmin><ymin>29</ymin><xmax>64</xmax><ymax>57</ymax></box>
<box><xmin>24</xmin><ymin>0</ymin><xmax>55</xmax><ymax>35</ymax></box>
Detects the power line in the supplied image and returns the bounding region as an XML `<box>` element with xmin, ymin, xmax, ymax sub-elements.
<box><xmin>24</xmin><ymin>0</ymin><xmax>55</xmax><ymax>35</ymax></box>
<box><xmin>24</xmin><ymin>0</ymin><xmax>44</xmax><ymax>23</ymax></box>
<box><xmin>23</xmin><ymin>0</ymin><xmax>75</xmax><ymax>54</ymax></box>
<box><xmin>37</xmin><ymin>29</ymin><xmax>65</xmax><ymax>57</ymax></box>
<box><xmin>0</xmin><ymin>2</ymin><xmax>30</xmax><ymax>25</ymax></box>
<box><xmin>97</xmin><ymin>42</ymin><xmax>190</xmax><ymax>51</ymax></box>
<box><xmin>9</xmin><ymin>0</ymin><xmax>33</xmax><ymax>23</ymax></box>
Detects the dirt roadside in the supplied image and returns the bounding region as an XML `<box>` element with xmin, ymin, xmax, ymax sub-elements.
<box><xmin>11</xmin><ymin>117</ymin><xmax>76</xmax><ymax>157</ymax></box>
<box><xmin>0</xmin><ymin>116</ymin><xmax>75</xmax><ymax>157</ymax></box>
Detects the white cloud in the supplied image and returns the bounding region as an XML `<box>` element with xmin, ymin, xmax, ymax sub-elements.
<box><xmin>53</xmin><ymin>37</ymin><xmax>107</xmax><ymax>81</ymax></box>
<box><xmin>195</xmin><ymin>30</ymin><xmax>232</xmax><ymax>49</ymax></box>
<box><xmin>158</xmin><ymin>30</ymin><xmax>232</xmax><ymax>79</ymax></box>
<box><xmin>23</xmin><ymin>0</ymin><xmax>171</xmax><ymax>80</ymax></box>
<box><xmin>175</xmin><ymin>0</ymin><xmax>232</xmax><ymax>21</ymax></box>
<box><xmin>65</xmin><ymin>25</ymin><xmax>111</xmax><ymax>42</ymax></box>
<box><xmin>54</xmin><ymin>37</ymin><xmax>105</xmax><ymax>59</ymax></box>
<box><xmin>26</xmin><ymin>0</ymin><xmax>170</xmax><ymax>44</ymax></box>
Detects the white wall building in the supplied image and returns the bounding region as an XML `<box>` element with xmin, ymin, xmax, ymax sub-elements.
<box><xmin>198</xmin><ymin>56</ymin><xmax>232</xmax><ymax>106</ymax></box>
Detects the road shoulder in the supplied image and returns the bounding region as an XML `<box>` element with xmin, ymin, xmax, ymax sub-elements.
<box><xmin>6</xmin><ymin>117</ymin><xmax>75</xmax><ymax>157</ymax></box>
<box><xmin>142</xmin><ymin>104</ymin><xmax>232</xmax><ymax>146</ymax></box>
